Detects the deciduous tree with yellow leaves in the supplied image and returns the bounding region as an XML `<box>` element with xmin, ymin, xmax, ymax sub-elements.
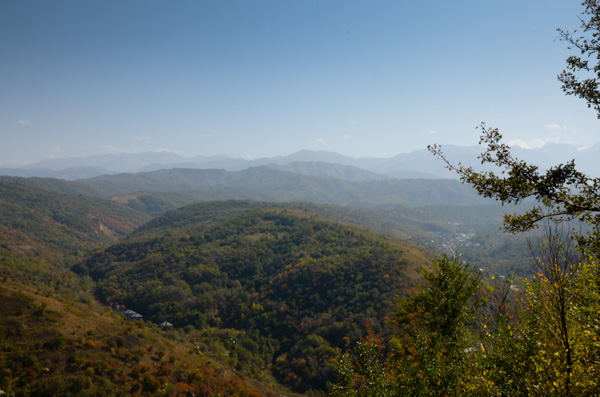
<box><xmin>332</xmin><ymin>1</ymin><xmax>600</xmax><ymax>395</ymax></box>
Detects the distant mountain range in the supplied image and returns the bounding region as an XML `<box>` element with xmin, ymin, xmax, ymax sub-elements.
<box><xmin>0</xmin><ymin>166</ymin><xmax>487</xmax><ymax>209</ymax></box>
<box><xmin>2</xmin><ymin>143</ymin><xmax>599</xmax><ymax>181</ymax></box>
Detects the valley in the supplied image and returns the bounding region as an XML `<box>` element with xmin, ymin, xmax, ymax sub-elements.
<box><xmin>5</xmin><ymin>1</ymin><xmax>600</xmax><ymax>394</ymax></box>
<box><xmin>0</xmin><ymin>160</ymin><xmax>535</xmax><ymax>395</ymax></box>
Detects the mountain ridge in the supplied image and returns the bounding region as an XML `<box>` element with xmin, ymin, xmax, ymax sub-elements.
<box><xmin>5</xmin><ymin>143</ymin><xmax>599</xmax><ymax>180</ymax></box>
<box><xmin>73</xmin><ymin>166</ymin><xmax>488</xmax><ymax>207</ymax></box>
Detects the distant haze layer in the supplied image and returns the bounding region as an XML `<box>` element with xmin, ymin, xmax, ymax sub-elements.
<box><xmin>2</xmin><ymin>143</ymin><xmax>599</xmax><ymax>181</ymax></box>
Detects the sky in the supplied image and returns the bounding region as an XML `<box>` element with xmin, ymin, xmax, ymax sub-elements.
<box><xmin>2</xmin><ymin>0</ymin><xmax>599</xmax><ymax>166</ymax></box>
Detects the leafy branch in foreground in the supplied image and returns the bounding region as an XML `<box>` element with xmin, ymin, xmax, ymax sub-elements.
<box><xmin>428</xmin><ymin>123</ymin><xmax>600</xmax><ymax>252</ymax></box>
<box><xmin>428</xmin><ymin>1</ymin><xmax>600</xmax><ymax>251</ymax></box>
<box><xmin>331</xmin><ymin>2</ymin><xmax>600</xmax><ymax>395</ymax></box>
<box><xmin>558</xmin><ymin>0</ymin><xmax>600</xmax><ymax>117</ymax></box>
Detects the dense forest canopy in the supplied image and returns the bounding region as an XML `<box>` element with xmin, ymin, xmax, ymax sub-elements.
<box><xmin>75</xmin><ymin>202</ymin><xmax>430</xmax><ymax>392</ymax></box>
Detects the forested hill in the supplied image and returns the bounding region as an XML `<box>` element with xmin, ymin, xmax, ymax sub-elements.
<box><xmin>75</xmin><ymin>167</ymin><xmax>485</xmax><ymax>207</ymax></box>
<box><xmin>261</xmin><ymin>161</ymin><xmax>390</xmax><ymax>182</ymax></box>
<box><xmin>127</xmin><ymin>200</ymin><xmax>401</xmax><ymax>239</ymax></box>
<box><xmin>0</xmin><ymin>179</ymin><xmax>149</xmax><ymax>291</ymax></box>
<box><xmin>76</xmin><ymin>201</ymin><xmax>430</xmax><ymax>393</ymax></box>
<box><xmin>0</xmin><ymin>168</ymin><xmax>489</xmax><ymax>215</ymax></box>
<box><xmin>0</xmin><ymin>176</ymin><xmax>104</xmax><ymax>197</ymax></box>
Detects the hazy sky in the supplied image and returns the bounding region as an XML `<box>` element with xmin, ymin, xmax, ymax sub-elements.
<box><xmin>2</xmin><ymin>1</ymin><xmax>598</xmax><ymax>165</ymax></box>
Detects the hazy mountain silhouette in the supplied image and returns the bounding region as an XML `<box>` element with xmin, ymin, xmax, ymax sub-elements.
<box><xmin>3</xmin><ymin>143</ymin><xmax>599</xmax><ymax>181</ymax></box>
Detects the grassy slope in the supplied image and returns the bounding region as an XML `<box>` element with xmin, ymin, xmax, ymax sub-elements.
<box><xmin>0</xmin><ymin>279</ymin><xmax>306</xmax><ymax>396</ymax></box>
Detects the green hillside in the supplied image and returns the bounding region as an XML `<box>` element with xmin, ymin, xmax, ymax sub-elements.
<box><xmin>113</xmin><ymin>194</ymin><xmax>532</xmax><ymax>274</ymax></box>
<box><xmin>0</xmin><ymin>177</ymin><xmax>528</xmax><ymax>394</ymax></box>
<box><xmin>74</xmin><ymin>167</ymin><xmax>486</xmax><ymax>207</ymax></box>
<box><xmin>76</xmin><ymin>202</ymin><xmax>430</xmax><ymax>393</ymax></box>
<box><xmin>0</xmin><ymin>176</ymin><xmax>104</xmax><ymax>197</ymax></box>
<box><xmin>0</xmin><ymin>280</ymin><xmax>269</xmax><ymax>397</ymax></box>
<box><xmin>0</xmin><ymin>180</ymin><xmax>149</xmax><ymax>295</ymax></box>
<box><xmin>2</xmin><ymin>172</ymin><xmax>524</xmax><ymax>276</ymax></box>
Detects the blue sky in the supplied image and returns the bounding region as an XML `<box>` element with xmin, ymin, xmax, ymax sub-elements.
<box><xmin>1</xmin><ymin>1</ymin><xmax>598</xmax><ymax>165</ymax></box>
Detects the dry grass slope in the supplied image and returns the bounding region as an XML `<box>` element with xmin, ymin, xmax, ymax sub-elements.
<box><xmin>0</xmin><ymin>279</ymin><xmax>291</xmax><ymax>396</ymax></box>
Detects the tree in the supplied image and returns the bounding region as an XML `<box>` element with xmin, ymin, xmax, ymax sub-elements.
<box><xmin>425</xmin><ymin>2</ymin><xmax>600</xmax><ymax>395</ymax></box>
<box><xmin>329</xmin><ymin>336</ymin><xmax>395</xmax><ymax>397</ymax></box>
<box><xmin>428</xmin><ymin>124</ymin><xmax>600</xmax><ymax>253</ymax></box>
<box><xmin>473</xmin><ymin>227</ymin><xmax>600</xmax><ymax>396</ymax></box>
<box><xmin>558</xmin><ymin>0</ymin><xmax>600</xmax><ymax>117</ymax></box>
<box><xmin>428</xmin><ymin>1</ymin><xmax>600</xmax><ymax>253</ymax></box>
<box><xmin>392</xmin><ymin>255</ymin><xmax>484</xmax><ymax>396</ymax></box>
<box><xmin>332</xmin><ymin>2</ymin><xmax>600</xmax><ymax>395</ymax></box>
<box><xmin>330</xmin><ymin>255</ymin><xmax>484</xmax><ymax>396</ymax></box>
